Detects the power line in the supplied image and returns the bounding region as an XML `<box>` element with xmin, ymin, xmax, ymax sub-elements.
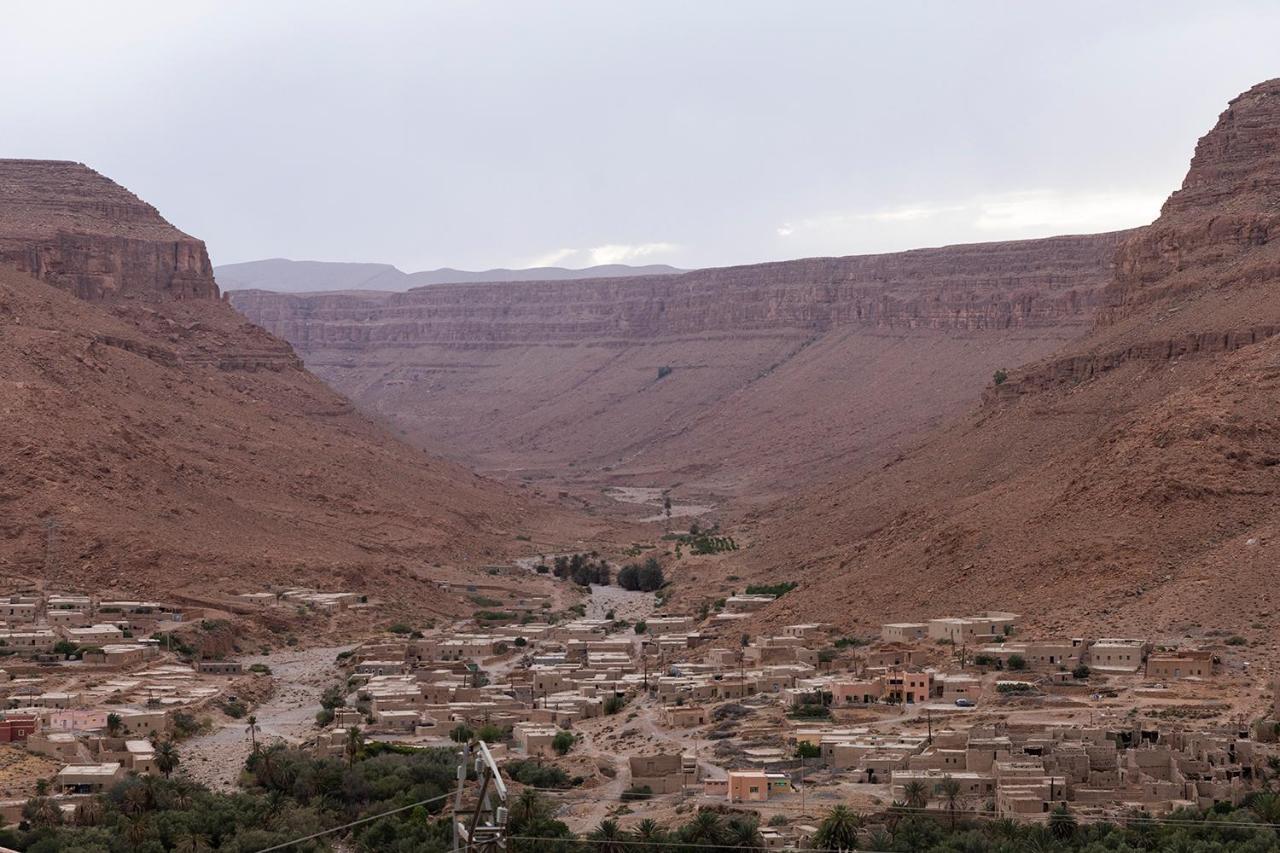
<box><xmin>251</xmin><ymin>789</ymin><xmax>455</xmax><ymax>852</ymax></box>
<box><xmin>246</xmin><ymin>781</ymin><xmax>1280</xmax><ymax>851</ymax></box>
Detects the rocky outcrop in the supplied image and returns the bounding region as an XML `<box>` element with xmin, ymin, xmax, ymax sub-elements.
<box><xmin>991</xmin><ymin>79</ymin><xmax>1280</xmax><ymax>399</ymax></box>
<box><xmin>0</xmin><ymin>159</ymin><xmax>218</xmax><ymax>301</ymax></box>
<box><xmin>231</xmin><ymin>232</ymin><xmax>1131</xmax><ymax>349</ymax></box>
<box><xmin>1100</xmin><ymin>79</ymin><xmax>1280</xmax><ymax>324</ymax></box>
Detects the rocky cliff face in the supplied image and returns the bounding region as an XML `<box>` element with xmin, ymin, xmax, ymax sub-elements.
<box><xmin>0</xmin><ymin>159</ymin><xmax>218</xmax><ymax>301</ymax></box>
<box><xmin>233</xmin><ymin>232</ymin><xmax>1129</xmax><ymax>348</ymax></box>
<box><xmin>991</xmin><ymin>79</ymin><xmax>1280</xmax><ymax>400</ymax></box>
<box><xmin>1102</xmin><ymin>79</ymin><xmax>1280</xmax><ymax>323</ymax></box>
<box><xmin>229</xmin><ymin>232</ymin><xmax>1129</xmax><ymax>500</ymax></box>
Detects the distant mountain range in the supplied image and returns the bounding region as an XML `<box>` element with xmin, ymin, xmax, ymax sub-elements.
<box><xmin>214</xmin><ymin>258</ymin><xmax>685</xmax><ymax>293</ymax></box>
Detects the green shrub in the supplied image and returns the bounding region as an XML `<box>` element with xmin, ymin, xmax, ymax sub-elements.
<box><xmin>506</xmin><ymin>759</ymin><xmax>571</xmax><ymax>789</ymax></box>
<box><xmin>1226</xmin><ymin>635</ymin><xmax>1247</xmax><ymax>646</ymax></box>
<box><xmin>744</xmin><ymin>582</ymin><xmax>796</xmax><ymax>598</ymax></box>
<box><xmin>997</xmin><ymin>682</ymin><xmax>1032</xmax><ymax>694</ymax></box>
<box><xmin>796</xmin><ymin>741</ymin><xmax>821</xmax><ymax>759</ymax></box>
<box><xmin>477</xmin><ymin>724</ymin><xmax>510</xmax><ymax>743</ymax></box>
<box><xmin>553</xmin><ymin>730</ymin><xmax>575</xmax><ymax>756</ymax></box>
<box><xmin>1072</xmin><ymin>664</ymin><xmax>1091</xmax><ymax>679</ymax></box>
<box><xmin>1007</xmin><ymin>654</ymin><xmax>1027</xmax><ymax>670</ymax></box>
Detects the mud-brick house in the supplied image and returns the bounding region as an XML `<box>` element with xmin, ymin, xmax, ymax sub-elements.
<box><xmin>1146</xmin><ymin>650</ymin><xmax>1214</xmax><ymax>680</ymax></box>
<box><xmin>663</xmin><ymin>705</ymin><xmax>708</xmax><ymax>727</ymax></box>
<box><xmin>629</xmin><ymin>754</ymin><xmax>689</xmax><ymax>794</ymax></box>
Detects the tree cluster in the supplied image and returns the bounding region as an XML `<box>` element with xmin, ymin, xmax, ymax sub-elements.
<box><xmin>617</xmin><ymin>557</ymin><xmax>665</xmax><ymax>592</ymax></box>
<box><xmin>547</xmin><ymin>553</ymin><xmax>611</xmax><ymax>586</ymax></box>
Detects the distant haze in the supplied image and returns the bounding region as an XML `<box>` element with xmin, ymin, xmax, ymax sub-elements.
<box><xmin>215</xmin><ymin>259</ymin><xmax>685</xmax><ymax>293</ymax></box>
<box><xmin>4</xmin><ymin>2</ymin><xmax>1279</xmax><ymax>272</ymax></box>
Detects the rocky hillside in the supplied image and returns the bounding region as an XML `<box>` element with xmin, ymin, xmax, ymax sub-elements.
<box><xmin>0</xmin><ymin>160</ymin><xmax>594</xmax><ymax>606</ymax></box>
<box><xmin>231</xmin><ymin>231</ymin><xmax>1131</xmax><ymax>502</ymax></box>
<box><xmin>745</xmin><ymin>79</ymin><xmax>1280</xmax><ymax>641</ymax></box>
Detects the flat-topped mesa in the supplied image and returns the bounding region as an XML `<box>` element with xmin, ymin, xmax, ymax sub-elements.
<box><xmin>1100</xmin><ymin>78</ymin><xmax>1280</xmax><ymax>324</ymax></box>
<box><xmin>231</xmin><ymin>231</ymin><xmax>1131</xmax><ymax>349</ymax></box>
<box><xmin>0</xmin><ymin>159</ymin><xmax>218</xmax><ymax>301</ymax></box>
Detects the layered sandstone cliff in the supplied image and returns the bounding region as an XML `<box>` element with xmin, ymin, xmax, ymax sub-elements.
<box><xmin>233</xmin><ymin>232</ymin><xmax>1129</xmax><ymax>348</ymax></box>
<box><xmin>229</xmin><ymin>232</ymin><xmax>1130</xmax><ymax>499</ymax></box>
<box><xmin>0</xmin><ymin>159</ymin><xmax>218</xmax><ymax>301</ymax></box>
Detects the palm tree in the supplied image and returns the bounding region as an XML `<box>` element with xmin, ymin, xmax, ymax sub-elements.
<box><xmin>634</xmin><ymin>818</ymin><xmax>668</xmax><ymax>848</ymax></box>
<box><xmin>124</xmin><ymin>816</ymin><xmax>150</xmax><ymax>851</ymax></box>
<box><xmin>246</xmin><ymin>715</ymin><xmax>260</xmax><ymax>753</ymax></box>
<box><xmin>106</xmin><ymin>712</ymin><xmax>123</xmax><ymax>736</ymax></box>
<box><xmin>154</xmin><ymin>738</ymin><xmax>180</xmax><ymax>778</ymax></box>
<box><xmin>939</xmin><ymin>774</ymin><xmax>963</xmax><ymax>829</ymax></box>
<box><xmin>725</xmin><ymin>815</ymin><xmax>765</xmax><ymax>850</ymax></box>
<box><xmin>1249</xmin><ymin>791</ymin><xmax>1280</xmax><ymax>825</ymax></box>
<box><xmin>174</xmin><ymin>832</ymin><xmax>211</xmax><ymax>853</ymax></box>
<box><xmin>345</xmin><ymin>724</ymin><xmax>364</xmax><ymax>766</ymax></box>
<box><xmin>23</xmin><ymin>796</ymin><xmax>63</xmax><ymax>829</ymax></box>
<box><xmin>680</xmin><ymin>810</ymin><xmax>727</xmax><ymax>852</ymax></box>
<box><xmin>509</xmin><ymin>789</ymin><xmax>551</xmax><ymax>834</ymax></box>
<box><xmin>902</xmin><ymin>778</ymin><xmax>929</xmax><ymax>810</ymax></box>
<box><xmin>168</xmin><ymin>781</ymin><xmax>195</xmax><ymax>811</ymax></box>
<box><xmin>813</xmin><ymin>804</ymin><xmax>864</xmax><ymax>852</ymax></box>
<box><xmin>588</xmin><ymin>819</ymin><xmax>631</xmax><ymax>853</ymax></box>
<box><xmin>1048</xmin><ymin>804</ymin><xmax>1077</xmax><ymax>840</ymax></box>
<box><xmin>74</xmin><ymin>797</ymin><xmax>104</xmax><ymax>827</ymax></box>
<box><xmin>121</xmin><ymin>784</ymin><xmax>150</xmax><ymax>816</ymax></box>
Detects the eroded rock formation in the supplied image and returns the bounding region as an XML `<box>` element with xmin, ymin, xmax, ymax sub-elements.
<box><xmin>0</xmin><ymin>159</ymin><xmax>218</xmax><ymax>301</ymax></box>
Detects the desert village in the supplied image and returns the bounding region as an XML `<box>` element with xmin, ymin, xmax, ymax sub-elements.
<box><xmin>1</xmin><ymin>573</ymin><xmax>1277</xmax><ymax>847</ymax></box>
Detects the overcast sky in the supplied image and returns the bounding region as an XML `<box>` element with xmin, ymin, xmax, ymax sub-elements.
<box><xmin>5</xmin><ymin>2</ymin><xmax>1279</xmax><ymax>272</ymax></box>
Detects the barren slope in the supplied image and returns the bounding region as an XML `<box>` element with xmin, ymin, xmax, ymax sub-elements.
<box><xmin>745</xmin><ymin>78</ymin><xmax>1280</xmax><ymax>640</ymax></box>
<box><xmin>0</xmin><ymin>160</ymin><xmax>597</xmax><ymax>607</ymax></box>
<box><xmin>231</xmin><ymin>232</ymin><xmax>1130</xmax><ymax>503</ymax></box>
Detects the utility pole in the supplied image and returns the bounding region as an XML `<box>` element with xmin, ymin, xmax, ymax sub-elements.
<box><xmin>799</xmin><ymin>753</ymin><xmax>806</xmax><ymax>817</ymax></box>
<box><xmin>453</xmin><ymin>740</ymin><xmax>509</xmax><ymax>853</ymax></box>
<box><xmin>927</xmin><ymin>707</ymin><xmax>933</xmax><ymax>744</ymax></box>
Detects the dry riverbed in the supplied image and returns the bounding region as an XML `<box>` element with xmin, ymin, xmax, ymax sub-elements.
<box><xmin>180</xmin><ymin>644</ymin><xmax>351</xmax><ymax>790</ymax></box>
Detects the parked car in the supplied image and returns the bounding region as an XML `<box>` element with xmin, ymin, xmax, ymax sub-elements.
<box><xmin>954</xmin><ymin>698</ymin><xmax>975</xmax><ymax>707</ymax></box>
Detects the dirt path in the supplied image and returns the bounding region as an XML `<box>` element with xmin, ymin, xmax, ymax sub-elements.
<box><xmin>180</xmin><ymin>644</ymin><xmax>351</xmax><ymax>790</ymax></box>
